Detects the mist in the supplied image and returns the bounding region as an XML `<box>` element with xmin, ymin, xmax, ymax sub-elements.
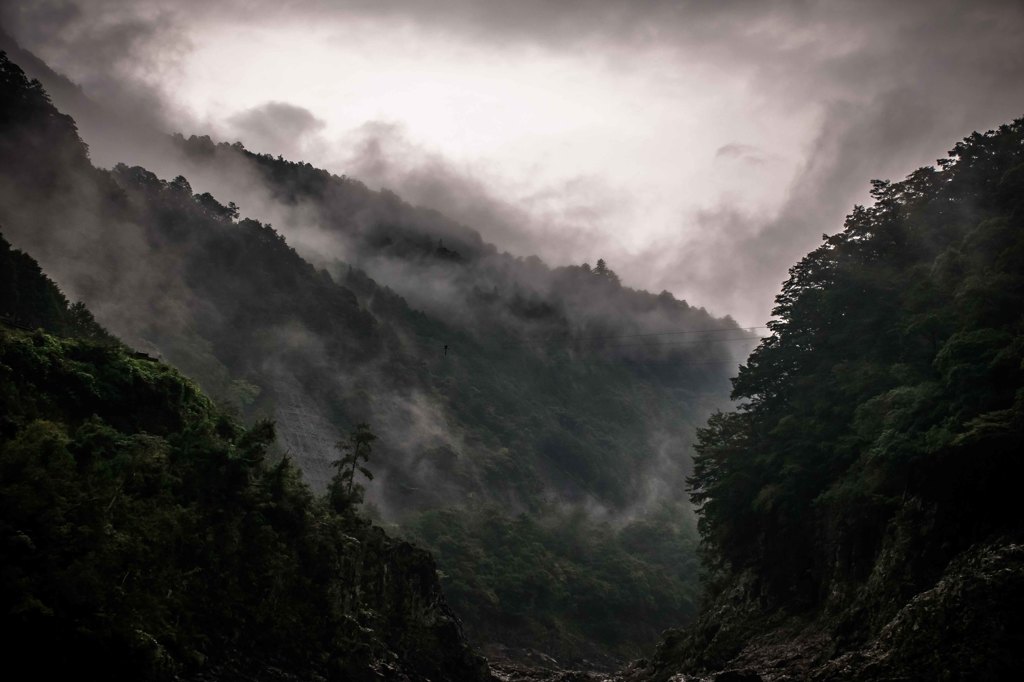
<box><xmin>5</xmin><ymin>1</ymin><xmax>1023</xmax><ymax>326</ymax></box>
<box><xmin>4</xmin><ymin>0</ymin><xmax>1015</xmax><ymax>523</ymax></box>
<box><xmin>5</xmin><ymin>3</ymin><xmax>1022</xmax><ymax>670</ymax></box>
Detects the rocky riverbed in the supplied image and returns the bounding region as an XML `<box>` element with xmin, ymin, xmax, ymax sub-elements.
<box><xmin>490</xmin><ymin>662</ymin><xmax>616</xmax><ymax>682</ymax></box>
<box><xmin>486</xmin><ymin>540</ymin><xmax>1024</xmax><ymax>682</ymax></box>
<box><xmin>490</xmin><ymin>662</ymin><xmax>769</xmax><ymax>682</ymax></box>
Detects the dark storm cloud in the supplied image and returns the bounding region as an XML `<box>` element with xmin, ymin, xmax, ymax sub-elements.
<box><xmin>9</xmin><ymin>0</ymin><xmax>752</xmax><ymax>48</ymax></box>
<box><xmin>12</xmin><ymin>1</ymin><xmax>1021</xmax><ymax>72</ymax></box>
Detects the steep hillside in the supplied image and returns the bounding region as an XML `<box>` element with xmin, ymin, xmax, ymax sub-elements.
<box><xmin>0</xmin><ymin>50</ymin><xmax>751</xmax><ymax>662</ymax></box>
<box><xmin>0</xmin><ymin>26</ymin><xmax>169</xmax><ymax>170</ymax></box>
<box><xmin>0</xmin><ymin>232</ymin><xmax>488</xmax><ymax>681</ymax></box>
<box><xmin>628</xmin><ymin>121</ymin><xmax>1024</xmax><ymax>680</ymax></box>
<box><xmin>165</xmin><ymin>132</ymin><xmax>752</xmax><ymax>511</ymax></box>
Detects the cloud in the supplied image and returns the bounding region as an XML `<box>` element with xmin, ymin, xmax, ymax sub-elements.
<box><xmin>336</xmin><ymin>120</ymin><xmax>618</xmax><ymax>262</ymax></box>
<box><xmin>3</xmin><ymin>0</ymin><xmax>1023</xmax><ymax>326</ymax></box>
<box><xmin>0</xmin><ymin>0</ymin><xmax>190</xmax><ymax>131</ymax></box>
<box><xmin>227</xmin><ymin>101</ymin><xmax>326</xmax><ymax>157</ymax></box>
<box><xmin>639</xmin><ymin>81</ymin><xmax>1018</xmax><ymax>325</ymax></box>
<box><xmin>715</xmin><ymin>143</ymin><xmax>768</xmax><ymax>166</ymax></box>
<box><xmin>3</xmin><ymin>1</ymin><xmax>766</xmax><ymax>54</ymax></box>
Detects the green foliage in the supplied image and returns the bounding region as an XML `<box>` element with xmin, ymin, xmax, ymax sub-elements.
<box><xmin>689</xmin><ymin>120</ymin><xmax>1024</xmax><ymax>609</ymax></box>
<box><xmin>0</xmin><ymin>239</ymin><xmax>486</xmax><ymax>680</ymax></box>
<box><xmin>402</xmin><ymin>501</ymin><xmax>700</xmax><ymax>664</ymax></box>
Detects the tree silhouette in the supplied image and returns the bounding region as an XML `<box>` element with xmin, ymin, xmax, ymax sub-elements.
<box><xmin>594</xmin><ymin>258</ymin><xmax>620</xmax><ymax>284</ymax></box>
<box><xmin>328</xmin><ymin>422</ymin><xmax>377</xmax><ymax>512</ymax></box>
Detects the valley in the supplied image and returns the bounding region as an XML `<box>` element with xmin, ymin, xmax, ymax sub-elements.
<box><xmin>1</xmin><ymin>4</ymin><xmax>1023</xmax><ymax>677</ymax></box>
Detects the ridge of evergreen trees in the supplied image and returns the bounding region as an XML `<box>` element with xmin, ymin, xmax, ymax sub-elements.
<box><xmin>689</xmin><ymin>119</ymin><xmax>1024</xmax><ymax>613</ymax></box>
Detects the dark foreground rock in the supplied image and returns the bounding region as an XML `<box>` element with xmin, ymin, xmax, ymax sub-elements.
<box><xmin>619</xmin><ymin>540</ymin><xmax>1024</xmax><ymax>681</ymax></box>
<box><xmin>490</xmin><ymin>662</ymin><xmax>614</xmax><ymax>682</ymax></box>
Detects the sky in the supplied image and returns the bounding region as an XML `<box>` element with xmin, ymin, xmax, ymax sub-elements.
<box><xmin>3</xmin><ymin>0</ymin><xmax>1024</xmax><ymax>326</ymax></box>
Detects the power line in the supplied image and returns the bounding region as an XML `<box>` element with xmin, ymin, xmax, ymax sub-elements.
<box><xmin>367</xmin><ymin>320</ymin><xmax>767</xmax><ymax>371</ymax></box>
<box><xmin>532</xmin><ymin>325</ymin><xmax>768</xmax><ymax>343</ymax></box>
<box><xmin>383</xmin><ymin>349</ymin><xmax>745</xmax><ymax>369</ymax></box>
<box><xmin>569</xmin><ymin>359</ymin><xmax>743</xmax><ymax>368</ymax></box>
<box><xmin>537</xmin><ymin>336</ymin><xmax>762</xmax><ymax>350</ymax></box>
<box><xmin>383</xmin><ymin>337</ymin><xmax>758</xmax><ymax>367</ymax></box>
<box><xmin>404</xmin><ymin>325</ymin><xmax>768</xmax><ymax>349</ymax></box>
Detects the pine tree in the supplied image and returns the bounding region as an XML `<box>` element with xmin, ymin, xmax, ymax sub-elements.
<box><xmin>328</xmin><ymin>423</ymin><xmax>376</xmax><ymax>512</ymax></box>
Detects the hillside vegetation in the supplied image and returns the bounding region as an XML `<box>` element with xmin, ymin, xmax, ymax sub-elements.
<box><xmin>0</xmin><ymin>232</ymin><xmax>488</xmax><ymax>681</ymax></box>
<box><xmin>0</xmin><ymin>49</ymin><xmax>750</xmax><ymax>661</ymax></box>
<box><xmin>629</xmin><ymin>120</ymin><xmax>1024</xmax><ymax>680</ymax></box>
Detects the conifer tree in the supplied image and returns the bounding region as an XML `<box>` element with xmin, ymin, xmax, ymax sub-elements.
<box><xmin>329</xmin><ymin>423</ymin><xmax>376</xmax><ymax>512</ymax></box>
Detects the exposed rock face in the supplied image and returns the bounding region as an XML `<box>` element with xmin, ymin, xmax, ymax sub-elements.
<box><xmin>619</xmin><ymin>539</ymin><xmax>1024</xmax><ymax>681</ymax></box>
<box><xmin>470</xmin><ymin>538</ymin><xmax>1023</xmax><ymax>681</ymax></box>
<box><xmin>342</xmin><ymin>532</ymin><xmax>494</xmax><ymax>681</ymax></box>
<box><xmin>816</xmin><ymin>541</ymin><xmax>1024</xmax><ymax>680</ymax></box>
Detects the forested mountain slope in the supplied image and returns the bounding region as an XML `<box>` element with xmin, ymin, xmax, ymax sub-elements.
<box><xmin>0</xmin><ymin>232</ymin><xmax>488</xmax><ymax>681</ymax></box>
<box><xmin>163</xmin><ymin>132</ymin><xmax>751</xmax><ymax>512</ymax></box>
<box><xmin>628</xmin><ymin>120</ymin><xmax>1024</xmax><ymax>681</ymax></box>
<box><xmin>0</xmin><ymin>50</ymin><xmax>751</xmax><ymax>662</ymax></box>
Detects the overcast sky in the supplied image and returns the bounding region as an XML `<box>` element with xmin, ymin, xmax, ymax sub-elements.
<box><xmin>3</xmin><ymin>0</ymin><xmax>1024</xmax><ymax>325</ymax></box>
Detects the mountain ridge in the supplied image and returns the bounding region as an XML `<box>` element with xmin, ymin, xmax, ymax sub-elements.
<box><xmin>0</xmin><ymin>47</ymin><xmax>742</xmax><ymax>663</ymax></box>
<box><xmin>2</xmin><ymin>36</ymin><xmax>1022</xmax><ymax>680</ymax></box>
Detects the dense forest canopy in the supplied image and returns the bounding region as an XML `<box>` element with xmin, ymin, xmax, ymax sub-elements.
<box><xmin>0</xmin><ymin>231</ymin><xmax>487</xmax><ymax>681</ymax></box>
<box><xmin>693</xmin><ymin>120</ymin><xmax>1024</xmax><ymax>593</ymax></box>
<box><xmin>660</xmin><ymin>118</ymin><xmax>1024</xmax><ymax>679</ymax></box>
